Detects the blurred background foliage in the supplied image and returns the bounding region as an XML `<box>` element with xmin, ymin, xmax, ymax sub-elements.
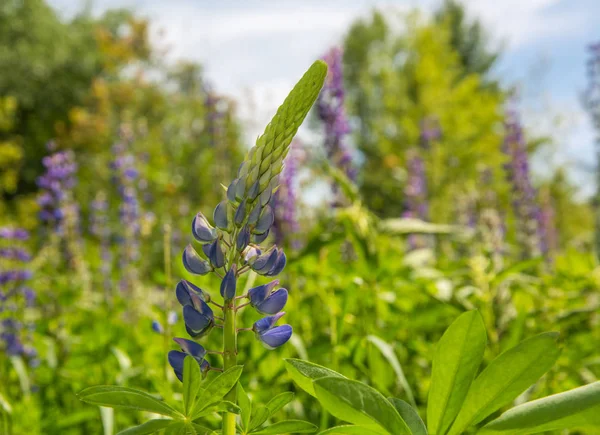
<box><xmin>0</xmin><ymin>0</ymin><xmax>598</xmax><ymax>434</ymax></box>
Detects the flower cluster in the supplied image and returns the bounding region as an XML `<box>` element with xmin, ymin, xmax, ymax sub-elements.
<box><xmin>272</xmin><ymin>140</ymin><xmax>301</xmax><ymax>249</ymax></box>
<box><xmin>110</xmin><ymin>130</ymin><xmax>141</xmax><ymax>280</ymax></box>
<box><xmin>503</xmin><ymin>104</ymin><xmax>544</xmax><ymax>258</ymax></box>
<box><xmin>37</xmin><ymin>141</ymin><xmax>78</xmax><ymax>234</ymax></box>
<box><xmin>166</xmin><ymin>60</ymin><xmax>328</xmax><ymax>386</ymax></box>
<box><xmin>317</xmin><ymin>47</ymin><xmax>357</xmax><ymax>185</ymax></box>
<box><xmin>402</xmin><ymin>149</ymin><xmax>429</xmax><ymax>249</ymax></box>
<box><xmin>0</xmin><ymin>227</ymin><xmax>36</xmax><ymax>362</ymax></box>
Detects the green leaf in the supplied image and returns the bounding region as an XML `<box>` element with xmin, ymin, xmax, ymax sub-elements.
<box><xmin>191</xmin><ymin>423</ymin><xmax>216</xmax><ymax>435</ymax></box>
<box><xmin>284</xmin><ymin>358</ymin><xmax>344</xmax><ymax>398</ymax></box>
<box><xmin>427</xmin><ymin>310</ymin><xmax>486</xmax><ymax>435</ymax></box>
<box><xmin>78</xmin><ymin>386</ymin><xmax>182</xmax><ymax>418</ymax></box>
<box><xmin>191</xmin><ymin>365</ymin><xmax>243</xmax><ymax>418</ymax></box>
<box><xmin>164</xmin><ymin>421</ymin><xmax>196</xmax><ymax>435</ymax></box>
<box><xmin>448</xmin><ymin>332</ymin><xmax>561</xmax><ymax>435</ymax></box>
<box><xmin>194</xmin><ymin>400</ymin><xmax>241</xmax><ymax>418</ymax></box>
<box><xmin>317</xmin><ymin>426</ymin><xmax>384</xmax><ymax>435</ymax></box>
<box><xmin>250</xmin><ymin>420</ymin><xmax>318</xmax><ymax>434</ymax></box>
<box><xmin>388</xmin><ymin>398</ymin><xmax>427</xmax><ymax>435</ymax></box>
<box><xmin>479</xmin><ymin>382</ymin><xmax>600</xmax><ymax>434</ymax></box>
<box><xmin>116</xmin><ymin>419</ymin><xmax>173</xmax><ymax>435</ymax></box>
<box><xmin>249</xmin><ymin>406</ymin><xmax>270</xmax><ymax>432</ymax></box>
<box><xmin>266</xmin><ymin>392</ymin><xmax>294</xmax><ymax>416</ymax></box>
<box><xmin>313</xmin><ymin>376</ymin><xmax>411</xmax><ymax>435</ymax></box>
<box><xmin>237</xmin><ymin>384</ymin><xmax>252</xmax><ymax>431</ymax></box>
<box><xmin>183</xmin><ymin>356</ymin><xmax>202</xmax><ymax>416</ymax></box>
<box><xmin>367</xmin><ymin>335</ymin><xmax>416</xmax><ymax>407</ymax></box>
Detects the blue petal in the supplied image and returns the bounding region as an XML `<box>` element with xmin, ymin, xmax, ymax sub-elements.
<box><xmin>254</xmin><ymin>205</ymin><xmax>274</xmax><ymax>234</ymax></box>
<box><xmin>259</xmin><ymin>186</ymin><xmax>272</xmax><ymax>207</ymax></box>
<box><xmin>254</xmin><ymin>249</ymin><xmax>279</xmax><ymax>274</ymax></box>
<box><xmin>168</xmin><ymin>350</ymin><xmax>186</xmax><ymax>373</ymax></box>
<box><xmin>253</xmin><ymin>312</ymin><xmax>286</xmax><ymax>334</ymax></box>
<box><xmin>192</xmin><ymin>212</ymin><xmax>217</xmax><ymax>243</ymax></box>
<box><xmin>209</xmin><ymin>239</ymin><xmax>225</xmax><ymax>269</ymax></box>
<box><xmin>252</xmin><ymin>229</ymin><xmax>270</xmax><ymax>244</ymax></box>
<box><xmin>234</xmin><ymin>199</ymin><xmax>247</xmax><ymax>226</ymax></box>
<box><xmin>266</xmin><ymin>251</ymin><xmax>286</xmax><ymax>276</ymax></box>
<box><xmin>259</xmin><ymin>325</ymin><xmax>293</xmax><ymax>349</ymax></box>
<box><xmin>176</xmin><ymin>280</ymin><xmax>211</xmax><ymax>305</ymax></box>
<box><xmin>247</xmin><ymin>181</ymin><xmax>260</xmax><ymax>200</ymax></box>
<box><xmin>256</xmin><ymin>288</ymin><xmax>288</xmax><ymax>315</ymax></box>
<box><xmin>248</xmin><ymin>280</ymin><xmax>279</xmax><ymax>306</ymax></box>
<box><xmin>236</xmin><ymin>227</ymin><xmax>250</xmax><ymax>251</ymax></box>
<box><xmin>227</xmin><ymin>179</ymin><xmax>238</xmax><ymax>202</ymax></box>
<box><xmin>247</xmin><ymin>203</ymin><xmax>261</xmax><ymax>225</ymax></box>
<box><xmin>183</xmin><ymin>245</ymin><xmax>211</xmax><ymax>275</ymax></box>
<box><xmin>214</xmin><ymin>201</ymin><xmax>229</xmax><ymax>229</ymax></box>
<box><xmin>173</xmin><ymin>337</ymin><xmax>206</xmax><ymax>360</ymax></box>
<box><xmin>183</xmin><ymin>305</ymin><xmax>213</xmax><ymax>336</ymax></box>
<box><xmin>220</xmin><ymin>266</ymin><xmax>237</xmax><ymax>300</ymax></box>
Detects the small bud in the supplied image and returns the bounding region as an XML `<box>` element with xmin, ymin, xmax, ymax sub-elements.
<box><xmin>247</xmin><ymin>181</ymin><xmax>260</xmax><ymax>201</ymax></box>
<box><xmin>183</xmin><ymin>245</ymin><xmax>212</xmax><ymax>275</ymax></box>
<box><xmin>234</xmin><ymin>199</ymin><xmax>247</xmax><ymax>227</ymax></box>
<box><xmin>208</xmin><ymin>239</ymin><xmax>225</xmax><ymax>269</ymax></box>
<box><xmin>236</xmin><ymin>227</ymin><xmax>251</xmax><ymax>251</ymax></box>
<box><xmin>254</xmin><ymin>205</ymin><xmax>274</xmax><ymax>234</ymax></box>
<box><xmin>214</xmin><ymin>201</ymin><xmax>229</xmax><ymax>230</ymax></box>
<box><xmin>151</xmin><ymin>320</ymin><xmax>163</xmax><ymax>334</ymax></box>
<box><xmin>227</xmin><ymin>179</ymin><xmax>238</xmax><ymax>202</ymax></box>
<box><xmin>192</xmin><ymin>212</ymin><xmax>217</xmax><ymax>243</ymax></box>
<box><xmin>247</xmin><ymin>203</ymin><xmax>261</xmax><ymax>225</ymax></box>
<box><xmin>235</xmin><ymin>175</ymin><xmax>247</xmax><ymax>200</ymax></box>
<box><xmin>177</xmin><ymin>279</ymin><xmax>211</xmax><ymax>305</ymax></box>
<box><xmin>220</xmin><ymin>265</ymin><xmax>237</xmax><ymax>300</ymax></box>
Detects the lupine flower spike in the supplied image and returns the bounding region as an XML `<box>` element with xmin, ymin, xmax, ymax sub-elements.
<box><xmin>166</xmin><ymin>61</ymin><xmax>327</xmax><ymax>435</ymax></box>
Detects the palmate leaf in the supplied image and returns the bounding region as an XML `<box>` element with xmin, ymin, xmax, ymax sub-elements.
<box><xmin>237</xmin><ymin>383</ymin><xmax>252</xmax><ymax>432</ymax></box>
<box><xmin>250</xmin><ymin>420</ymin><xmax>317</xmax><ymax>434</ymax></box>
<box><xmin>447</xmin><ymin>332</ymin><xmax>561</xmax><ymax>435</ymax></box>
<box><xmin>317</xmin><ymin>426</ymin><xmax>383</xmax><ymax>435</ymax></box>
<box><xmin>313</xmin><ymin>376</ymin><xmax>411</xmax><ymax>435</ymax></box>
<box><xmin>479</xmin><ymin>382</ymin><xmax>600</xmax><ymax>434</ymax></box>
<box><xmin>116</xmin><ymin>419</ymin><xmax>173</xmax><ymax>435</ymax></box>
<box><xmin>427</xmin><ymin>310</ymin><xmax>486</xmax><ymax>435</ymax></box>
<box><xmin>190</xmin><ymin>365</ymin><xmax>243</xmax><ymax>419</ymax></box>
<box><xmin>77</xmin><ymin>386</ymin><xmax>182</xmax><ymax>419</ymax></box>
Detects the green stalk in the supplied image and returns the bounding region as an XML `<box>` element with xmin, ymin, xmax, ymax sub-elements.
<box><xmin>222</xmin><ymin>299</ymin><xmax>237</xmax><ymax>435</ymax></box>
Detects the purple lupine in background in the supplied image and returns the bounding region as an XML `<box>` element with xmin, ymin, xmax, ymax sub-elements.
<box><xmin>584</xmin><ymin>41</ymin><xmax>600</xmax><ymax>257</ymax></box>
<box><xmin>477</xmin><ymin>168</ymin><xmax>506</xmax><ymax>268</ymax></box>
<box><xmin>111</xmin><ymin>127</ymin><xmax>141</xmax><ymax>284</ymax></box>
<box><xmin>272</xmin><ymin>140</ymin><xmax>301</xmax><ymax>250</ymax></box>
<box><xmin>37</xmin><ymin>141</ymin><xmax>78</xmax><ymax>235</ymax></box>
<box><xmin>502</xmin><ymin>103</ymin><xmax>544</xmax><ymax>258</ymax></box>
<box><xmin>0</xmin><ymin>227</ymin><xmax>37</xmax><ymax>364</ymax></box>
<box><xmin>90</xmin><ymin>191</ymin><xmax>112</xmax><ymax>294</ymax></box>
<box><xmin>419</xmin><ymin>116</ymin><xmax>442</xmax><ymax>149</ymax></box>
<box><xmin>317</xmin><ymin>47</ymin><xmax>357</xmax><ymax>187</ymax></box>
<box><xmin>538</xmin><ymin>187</ymin><xmax>558</xmax><ymax>259</ymax></box>
<box><xmin>402</xmin><ymin>149</ymin><xmax>429</xmax><ymax>250</ymax></box>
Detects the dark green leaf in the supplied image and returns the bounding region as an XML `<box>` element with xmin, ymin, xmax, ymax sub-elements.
<box><xmin>191</xmin><ymin>365</ymin><xmax>243</xmax><ymax>418</ymax></box>
<box><xmin>266</xmin><ymin>392</ymin><xmax>294</xmax><ymax>416</ymax></box>
<box><xmin>249</xmin><ymin>406</ymin><xmax>270</xmax><ymax>432</ymax></box>
<box><xmin>116</xmin><ymin>419</ymin><xmax>173</xmax><ymax>435</ymax></box>
<box><xmin>237</xmin><ymin>384</ymin><xmax>252</xmax><ymax>431</ymax></box>
<box><xmin>250</xmin><ymin>420</ymin><xmax>318</xmax><ymax>434</ymax></box>
<box><xmin>318</xmin><ymin>426</ymin><xmax>386</xmax><ymax>434</ymax></box>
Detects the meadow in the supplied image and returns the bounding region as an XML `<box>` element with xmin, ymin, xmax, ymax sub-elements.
<box><xmin>1</xmin><ymin>1</ymin><xmax>600</xmax><ymax>434</ymax></box>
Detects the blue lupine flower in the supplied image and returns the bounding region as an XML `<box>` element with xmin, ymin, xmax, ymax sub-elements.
<box><xmin>253</xmin><ymin>312</ymin><xmax>293</xmax><ymax>349</ymax></box>
<box><xmin>192</xmin><ymin>212</ymin><xmax>218</xmax><ymax>243</ymax></box>
<box><xmin>183</xmin><ymin>244</ymin><xmax>212</xmax><ymax>275</ymax></box>
<box><xmin>248</xmin><ymin>280</ymin><xmax>288</xmax><ymax>315</ymax></box>
<box><xmin>168</xmin><ymin>338</ymin><xmax>209</xmax><ymax>381</ymax></box>
<box><xmin>179</xmin><ymin>290</ymin><xmax>214</xmax><ymax>338</ymax></box>
<box><xmin>176</xmin><ymin>279</ymin><xmax>211</xmax><ymax>305</ymax></box>
<box><xmin>220</xmin><ymin>266</ymin><xmax>237</xmax><ymax>300</ymax></box>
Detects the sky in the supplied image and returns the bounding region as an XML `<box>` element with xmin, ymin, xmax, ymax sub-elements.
<box><xmin>48</xmin><ymin>0</ymin><xmax>600</xmax><ymax>195</ymax></box>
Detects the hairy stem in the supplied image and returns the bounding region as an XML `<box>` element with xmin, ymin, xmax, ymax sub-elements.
<box><xmin>222</xmin><ymin>299</ymin><xmax>237</xmax><ymax>435</ymax></box>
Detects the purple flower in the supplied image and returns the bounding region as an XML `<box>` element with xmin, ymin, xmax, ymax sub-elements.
<box><xmin>318</xmin><ymin>47</ymin><xmax>357</xmax><ymax>187</ymax></box>
<box><xmin>272</xmin><ymin>141</ymin><xmax>301</xmax><ymax>248</ymax></box>
<box><xmin>402</xmin><ymin>149</ymin><xmax>429</xmax><ymax>250</ymax></box>
<box><xmin>503</xmin><ymin>102</ymin><xmax>544</xmax><ymax>258</ymax></box>
<box><xmin>253</xmin><ymin>312</ymin><xmax>293</xmax><ymax>349</ymax></box>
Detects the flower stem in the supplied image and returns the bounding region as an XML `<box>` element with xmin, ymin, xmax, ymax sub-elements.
<box><xmin>222</xmin><ymin>300</ymin><xmax>237</xmax><ymax>435</ymax></box>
